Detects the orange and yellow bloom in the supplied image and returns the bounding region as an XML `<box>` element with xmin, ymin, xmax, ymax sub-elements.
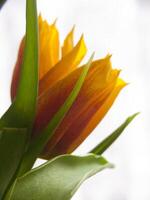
<box><xmin>11</xmin><ymin>16</ymin><xmax>126</xmax><ymax>159</ymax></box>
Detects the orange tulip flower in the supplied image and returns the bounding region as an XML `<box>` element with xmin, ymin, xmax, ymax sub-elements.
<box><xmin>11</xmin><ymin>15</ymin><xmax>126</xmax><ymax>159</ymax></box>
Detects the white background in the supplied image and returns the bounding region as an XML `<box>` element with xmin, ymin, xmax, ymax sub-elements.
<box><xmin>0</xmin><ymin>0</ymin><xmax>150</xmax><ymax>199</ymax></box>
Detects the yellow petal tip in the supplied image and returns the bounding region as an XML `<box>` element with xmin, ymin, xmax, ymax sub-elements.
<box><xmin>78</xmin><ymin>34</ymin><xmax>87</xmax><ymax>52</ymax></box>
<box><xmin>117</xmin><ymin>78</ymin><xmax>127</xmax><ymax>88</ymax></box>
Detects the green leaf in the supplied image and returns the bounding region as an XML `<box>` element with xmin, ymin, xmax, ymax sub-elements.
<box><xmin>18</xmin><ymin>53</ymin><xmax>95</xmax><ymax>175</ymax></box>
<box><xmin>8</xmin><ymin>154</ymin><xmax>113</xmax><ymax>200</ymax></box>
<box><xmin>90</xmin><ymin>113</ymin><xmax>139</xmax><ymax>155</ymax></box>
<box><xmin>0</xmin><ymin>0</ymin><xmax>38</xmax><ymax>196</ymax></box>
<box><xmin>0</xmin><ymin>0</ymin><xmax>38</xmax><ymax>129</ymax></box>
<box><xmin>0</xmin><ymin>128</ymin><xmax>27</xmax><ymax>199</ymax></box>
<box><xmin>0</xmin><ymin>0</ymin><xmax>7</xmax><ymax>9</ymax></box>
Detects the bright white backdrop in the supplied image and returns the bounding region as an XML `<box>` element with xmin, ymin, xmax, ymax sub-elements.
<box><xmin>0</xmin><ymin>0</ymin><xmax>150</xmax><ymax>199</ymax></box>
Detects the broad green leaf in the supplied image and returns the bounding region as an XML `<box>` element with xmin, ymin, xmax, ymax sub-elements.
<box><xmin>90</xmin><ymin>113</ymin><xmax>139</xmax><ymax>155</ymax></box>
<box><xmin>0</xmin><ymin>0</ymin><xmax>38</xmax><ymax>129</ymax></box>
<box><xmin>0</xmin><ymin>128</ymin><xmax>27</xmax><ymax>199</ymax></box>
<box><xmin>0</xmin><ymin>0</ymin><xmax>38</xmax><ymax>196</ymax></box>
<box><xmin>0</xmin><ymin>0</ymin><xmax>7</xmax><ymax>9</ymax></box>
<box><xmin>8</xmin><ymin>154</ymin><xmax>113</xmax><ymax>200</ymax></box>
<box><xmin>18</xmin><ymin>54</ymin><xmax>95</xmax><ymax>175</ymax></box>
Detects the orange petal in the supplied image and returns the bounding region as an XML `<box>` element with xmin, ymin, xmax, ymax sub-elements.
<box><xmin>39</xmin><ymin>35</ymin><xmax>87</xmax><ymax>95</ymax></box>
<box><xmin>54</xmin><ymin>78</ymin><xmax>126</xmax><ymax>155</ymax></box>
<box><xmin>42</xmin><ymin>72</ymin><xmax>123</xmax><ymax>159</ymax></box>
<box><xmin>39</xmin><ymin>15</ymin><xmax>60</xmax><ymax>79</ymax></box>
<box><xmin>34</xmin><ymin>67</ymin><xmax>83</xmax><ymax>136</ymax></box>
<box><xmin>33</xmin><ymin>55</ymin><xmax>124</xmax><ymax>159</ymax></box>
<box><xmin>44</xmin><ymin>78</ymin><xmax>126</xmax><ymax>158</ymax></box>
<box><xmin>62</xmin><ymin>26</ymin><xmax>75</xmax><ymax>57</ymax></box>
<box><xmin>34</xmin><ymin>56</ymin><xmax>112</xmax><ymax>134</ymax></box>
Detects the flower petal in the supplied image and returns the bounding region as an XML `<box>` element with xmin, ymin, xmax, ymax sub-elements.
<box><xmin>33</xmin><ymin>55</ymin><xmax>125</xmax><ymax>159</ymax></box>
<box><xmin>34</xmin><ymin>56</ymin><xmax>111</xmax><ymax>134</ymax></box>
<box><xmin>62</xmin><ymin>26</ymin><xmax>75</xmax><ymax>57</ymax></box>
<box><xmin>39</xmin><ymin>35</ymin><xmax>87</xmax><ymax>95</ymax></box>
<box><xmin>50</xmin><ymin>78</ymin><xmax>126</xmax><ymax>156</ymax></box>
<box><xmin>39</xmin><ymin>15</ymin><xmax>60</xmax><ymax>79</ymax></box>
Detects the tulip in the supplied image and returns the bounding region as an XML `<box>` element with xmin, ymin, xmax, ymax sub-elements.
<box><xmin>11</xmin><ymin>15</ymin><xmax>126</xmax><ymax>159</ymax></box>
